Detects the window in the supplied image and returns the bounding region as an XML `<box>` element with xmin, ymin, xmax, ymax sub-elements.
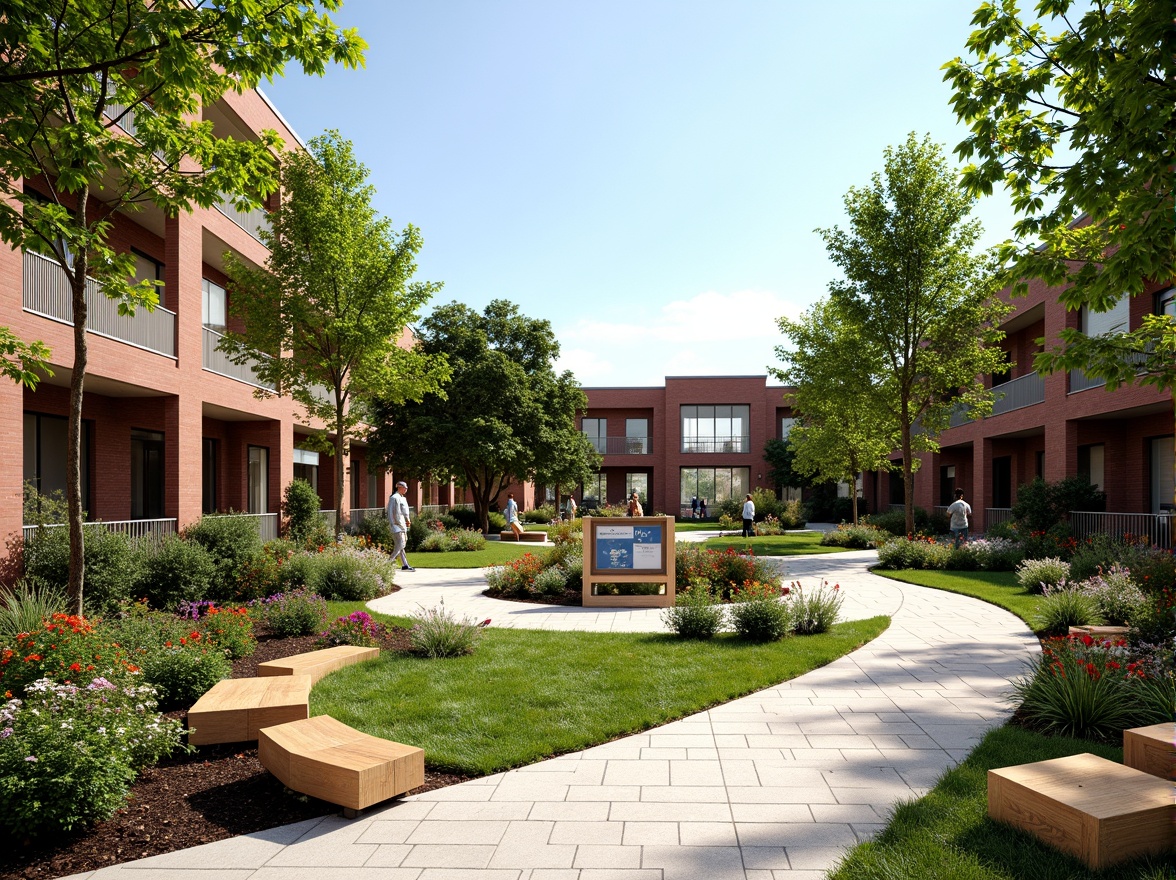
<box><xmin>367</xmin><ymin>471</ymin><xmax>378</xmax><ymax>507</ymax></box>
<box><xmin>582</xmin><ymin>473</ymin><xmax>607</xmax><ymax>507</ymax></box>
<box><xmin>24</xmin><ymin>412</ymin><xmax>90</xmax><ymax>520</ymax></box>
<box><xmin>582</xmin><ymin>418</ymin><xmax>606</xmax><ymax>454</ymax></box>
<box><xmin>202</xmin><ymin>438</ymin><xmax>218</xmax><ymax>514</ymax></box>
<box><xmin>350</xmin><ymin>460</ymin><xmax>361</xmax><ymax>509</ymax></box>
<box><xmin>130</xmin><ymin>429</ymin><xmax>164</xmax><ymax>520</ymax></box>
<box><xmin>247</xmin><ymin>445</ymin><xmax>268</xmax><ymax>514</ymax></box>
<box><xmin>1080</xmin><ymin>293</ymin><xmax>1130</xmax><ymax>337</ymax></box>
<box><xmin>679</xmin><ymin>467</ymin><xmax>749</xmax><ymax>506</ymax></box>
<box><xmin>131</xmin><ymin>249</ymin><xmax>163</xmax><ymax>295</ymax></box>
<box><xmin>680</xmin><ymin>405</ymin><xmax>750</xmax><ymax>453</ymax></box>
<box><xmin>626</xmin><ymin>473</ymin><xmax>648</xmax><ymax>506</ymax></box>
<box><xmin>202</xmin><ymin>279</ymin><xmax>227</xmax><ymax>332</ymax></box>
<box><xmin>1078</xmin><ymin>444</ymin><xmax>1105</xmax><ymax>492</ymax></box>
<box><xmin>1157</xmin><ymin>287</ymin><xmax>1175</xmax><ymax>319</ymax></box>
<box><xmin>939</xmin><ymin>465</ymin><xmax>956</xmax><ymax>506</ymax></box>
<box><xmin>625</xmin><ymin>418</ymin><xmax>648</xmax><ymax>454</ymax></box>
<box><xmin>780</xmin><ymin>417</ymin><xmax>795</xmax><ymax>439</ymax></box>
<box><xmin>293</xmin><ymin>448</ymin><xmax>319</xmax><ymax>495</ymax></box>
<box><xmin>1035</xmin><ymin>450</ymin><xmax>1045</xmax><ymax>480</ymax></box>
<box><xmin>1150</xmin><ymin>437</ymin><xmax>1174</xmax><ymax>515</ymax></box>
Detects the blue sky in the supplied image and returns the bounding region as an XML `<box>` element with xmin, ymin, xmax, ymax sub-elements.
<box><xmin>262</xmin><ymin>0</ymin><xmax>1016</xmax><ymax>387</ymax></box>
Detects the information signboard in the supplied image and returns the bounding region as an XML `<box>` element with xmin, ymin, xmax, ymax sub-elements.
<box><xmin>592</xmin><ymin>523</ymin><xmax>665</xmax><ymax>574</ymax></box>
<box><xmin>581</xmin><ymin>516</ymin><xmax>676</xmax><ymax>608</ymax></box>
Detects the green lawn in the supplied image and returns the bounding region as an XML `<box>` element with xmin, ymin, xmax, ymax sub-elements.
<box><xmin>830</xmin><ymin>724</ymin><xmax>1176</xmax><ymax>880</ymax></box>
<box><xmin>405</xmin><ymin>541</ymin><xmax>542</xmax><ymax>569</ymax></box>
<box><xmin>311</xmin><ymin>615</ymin><xmax>890</xmax><ymax>775</ymax></box>
<box><xmin>703</xmin><ymin>531</ymin><xmax>849</xmax><ymax>556</ymax></box>
<box><xmin>673</xmin><ymin>520</ymin><xmax>724</xmax><ymax>533</ymax></box>
<box><xmin>875</xmin><ymin>569</ymin><xmax>1044</xmax><ymax>630</ymax></box>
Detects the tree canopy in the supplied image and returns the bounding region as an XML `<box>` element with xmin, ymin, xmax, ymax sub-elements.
<box><xmin>0</xmin><ymin>0</ymin><xmax>365</xmax><ymax>614</ymax></box>
<box><xmin>366</xmin><ymin>300</ymin><xmax>596</xmax><ymax>533</ymax></box>
<box><xmin>815</xmin><ymin>133</ymin><xmax>1009</xmax><ymax>533</ymax></box>
<box><xmin>222</xmin><ymin>131</ymin><xmax>449</xmax><ymax>529</ymax></box>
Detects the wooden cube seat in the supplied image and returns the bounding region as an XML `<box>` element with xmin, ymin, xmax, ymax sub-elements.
<box><xmin>257</xmin><ymin>645</ymin><xmax>379</xmax><ymax>685</ymax></box>
<box><xmin>1124</xmin><ymin>722</ymin><xmax>1175</xmax><ymax>781</ymax></box>
<box><xmin>498</xmin><ymin>530</ymin><xmax>546</xmax><ymax>542</ymax></box>
<box><xmin>259</xmin><ymin>715</ymin><xmax>425</xmax><ymax>814</ymax></box>
<box><xmin>187</xmin><ymin>675</ymin><xmax>311</xmax><ymax>746</ymax></box>
<box><xmin>988</xmin><ymin>753</ymin><xmax>1174</xmax><ymax>869</ymax></box>
<box><xmin>1067</xmin><ymin>625</ymin><xmax>1131</xmax><ymax>641</ymax></box>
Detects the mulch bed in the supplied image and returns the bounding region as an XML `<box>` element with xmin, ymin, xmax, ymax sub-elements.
<box><xmin>1</xmin><ymin>626</ymin><xmax>477</xmax><ymax>880</ymax></box>
<box><xmin>483</xmin><ymin>587</ymin><xmax>583</xmax><ymax>606</ymax></box>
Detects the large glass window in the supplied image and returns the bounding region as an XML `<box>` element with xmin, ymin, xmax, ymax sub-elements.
<box><xmin>1157</xmin><ymin>287</ymin><xmax>1175</xmax><ymax>318</ymax></box>
<box><xmin>582</xmin><ymin>473</ymin><xmax>607</xmax><ymax>507</ymax></box>
<box><xmin>1078</xmin><ymin>443</ymin><xmax>1105</xmax><ymax>492</ymax></box>
<box><xmin>582</xmin><ymin>418</ymin><xmax>606</xmax><ymax>454</ymax></box>
<box><xmin>293</xmin><ymin>448</ymin><xmax>319</xmax><ymax>495</ymax></box>
<box><xmin>24</xmin><ymin>412</ymin><xmax>90</xmax><ymax>520</ymax></box>
<box><xmin>679</xmin><ymin>467</ymin><xmax>749</xmax><ymax>506</ymax></box>
<box><xmin>1150</xmin><ymin>436</ymin><xmax>1174</xmax><ymax>514</ymax></box>
<box><xmin>202</xmin><ymin>279</ymin><xmax>226</xmax><ymax>332</ymax></box>
<box><xmin>680</xmin><ymin>405</ymin><xmax>749</xmax><ymax>453</ymax></box>
<box><xmin>130</xmin><ymin>429</ymin><xmax>164</xmax><ymax>520</ymax></box>
<box><xmin>247</xmin><ymin>445</ymin><xmax>268</xmax><ymax>514</ymax></box>
<box><xmin>780</xmin><ymin>417</ymin><xmax>795</xmax><ymax>439</ymax></box>
<box><xmin>1080</xmin><ymin>293</ymin><xmax>1130</xmax><ymax>337</ymax></box>
<box><xmin>625</xmin><ymin>418</ymin><xmax>648</xmax><ymax>454</ymax></box>
<box><xmin>131</xmin><ymin>250</ymin><xmax>163</xmax><ymax>295</ymax></box>
<box><xmin>626</xmin><ymin>473</ymin><xmax>648</xmax><ymax>507</ymax></box>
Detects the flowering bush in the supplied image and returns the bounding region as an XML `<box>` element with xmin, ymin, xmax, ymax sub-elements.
<box><xmin>675</xmin><ymin>545</ymin><xmax>777</xmax><ymax>599</ymax></box>
<box><xmin>139</xmin><ymin>634</ymin><xmax>232</xmax><ymax>709</ymax></box>
<box><xmin>875</xmin><ymin>535</ymin><xmax>952</xmax><ymax>570</ymax></box>
<box><xmin>252</xmin><ymin>589</ymin><xmax>328</xmax><ymax>637</ymax></box>
<box><xmin>1011</xmin><ymin>635</ymin><xmax>1174</xmax><ymax>740</ymax></box>
<box><xmin>0</xmin><ymin>676</ymin><xmax>185</xmax><ymax>838</ymax></box>
<box><xmin>754</xmin><ymin>515</ymin><xmax>786</xmax><ymax>537</ymax></box>
<box><xmin>319</xmin><ymin>611</ymin><xmax>385</xmax><ymax>648</ymax></box>
<box><xmin>728</xmin><ymin>581</ymin><xmax>791</xmax><ymax>641</ymax></box>
<box><xmin>662</xmin><ymin>580</ymin><xmax>725</xmax><ymax>639</ymax></box>
<box><xmin>0</xmin><ymin>614</ymin><xmax>140</xmax><ymax>697</ymax></box>
<box><xmin>1014</xmin><ymin>557</ymin><xmax>1071</xmax><ymax>594</ymax></box>
<box><xmin>789</xmin><ymin>580</ymin><xmax>843</xmax><ymax>635</ymax></box>
<box><xmin>285</xmin><ymin>543</ymin><xmax>398</xmax><ymax>601</ymax></box>
<box><xmin>533</xmin><ymin>565</ymin><xmax>568</xmax><ymax>596</ymax></box>
<box><xmin>408</xmin><ymin>604</ymin><xmax>485</xmax><ymax>658</ymax></box>
<box><xmin>178</xmin><ymin>601</ymin><xmax>255</xmax><ymax>660</ymax></box>
<box><xmin>820</xmin><ymin>523</ymin><xmax>890</xmax><ymax>550</ymax></box>
<box><xmin>952</xmin><ymin>537</ymin><xmax>1024</xmax><ymax>571</ymax></box>
<box><xmin>484</xmin><ymin>552</ymin><xmax>547</xmax><ymax>598</ymax></box>
<box><xmin>418</xmin><ymin>528</ymin><xmax>487</xmax><ymax>552</ymax></box>
<box><xmin>1076</xmin><ymin>564</ymin><xmax>1146</xmax><ymax>626</ymax></box>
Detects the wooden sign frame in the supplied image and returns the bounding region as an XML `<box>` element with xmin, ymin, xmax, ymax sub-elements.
<box><xmin>581</xmin><ymin>515</ymin><xmax>676</xmax><ymax>608</ymax></box>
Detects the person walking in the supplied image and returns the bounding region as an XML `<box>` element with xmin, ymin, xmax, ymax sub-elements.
<box><xmin>387</xmin><ymin>480</ymin><xmax>414</xmax><ymax>571</ymax></box>
<box><xmin>691</xmin><ymin>495</ymin><xmax>699</xmax><ymax>519</ymax></box>
<box><xmin>564</xmin><ymin>494</ymin><xmax>578</xmax><ymax>521</ymax></box>
<box><xmin>741</xmin><ymin>493</ymin><xmax>756</xmax><ymax>538</ymax></box>
<box><xmin>627</xmin><ymin>491</ymin><xmax>643</xmax><ymax>517</ymax></box>
<box><xmin>699</xmin><ymin>498</ymin><xmax>707</xmax><ymax>518</ymax></box>
<box><xmin>505</xmin><ymin>492</ymin><xmax>525</xmax><ymax>538</ymax></box>
<box><xmin>947</xmin><ymin>487</ymin><xmax>972</xmax><ymax>549</ymax></box>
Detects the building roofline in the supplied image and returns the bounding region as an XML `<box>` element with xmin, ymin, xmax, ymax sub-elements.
<box><xmin>255</xmin><ymin>86</ymin><xmax>308</xmax><ymax>150</ymax></box>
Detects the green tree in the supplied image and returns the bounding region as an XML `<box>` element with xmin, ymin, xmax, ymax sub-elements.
<box><xmin>367</xmin><ymin>300</ymin><xmax>592</xmax><ymax>534</ymax></box>
<box><xmin>817</xmin><ymin>134</ymin><xmax>1010</xmax><ymax>534</ymax></box>
<box><xmin>773</xmin><ymin>298</ymin><xmax>898</xmax><ymax>525</ymax></box>
<box><xmin>222</xmin><ymin>132</ymin><xmax>449</xmax><ymax>530</ymax></box>
<box><xmin>762</xmin><ymin>438</ymin><xmax>806</xmax><ymax>496</ymax></box>
<box><xmin>0</xmin><ymin>1</ymin><xmax>365</xmax><ymax>615</ymax></box>
<box><xmin>944</xmin><ymin>0</ymin><xmax>1175</xmax><ymax>524</ymax></box>
<box><xmin>534</xmin><ymin>427</ymin><xmax>602</xmax><ymax>512</ymax></box>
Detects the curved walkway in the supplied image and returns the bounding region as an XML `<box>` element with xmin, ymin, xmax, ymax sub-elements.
<box><xmin>67</xmin><ymin>550</ymin><xmax>1038</xmax><ymax>880</ymax></box>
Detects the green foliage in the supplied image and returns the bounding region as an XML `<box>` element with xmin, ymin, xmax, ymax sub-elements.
<box><xmin>184</xmin><ymin>516</ymin><xmax>263</xmax><ymax>600</ymax></box>
<box><xmin>319</xmin><ymin>611</ymin><xmax>384</xmax><ymax>648</ymax></box>
<box><xmin>22</xmin><ymin>527</ymin><xmax>138</xmax><ymax>617</ymax></box>
<box><xmin>945</xmin><ymin>0</ymin><xmax>1175</xmax><ymax>397</ymax></box>
<box><xmin>1012</xmin><ymin>477</ymin><xmax>1105</xmax><ymax>533</ymax></box>
<box><xmin>140</xmin><ymin>644</ymin><xmax>232</xmax><ymax>710</ymax></box>
<box><xmin>1015</xmin><ymin>557</ymin><xmax>1071</xmax><ymax>594</ymax></box>
<box><xmin>0</xmin><ymin>580</ymin><xmax>66</xmax><ymax>646</ymax></box>
<box><xmin>367</xmin><ymin>299</ymin><xmax>595</xmax><ymax>534</ymax></box>
<box><xmin>133</xmin><ymin>534</ymin><xmax>215</xmax><ymax>611</ymax></box>
<box><xmin>1076</xmin><ymin>565</ymin><xmax>1146</xmax><ymax>626</ymax></box>
<box><xmin>283</xmin><ymin>479</ymin><xmax>326</xmax><ymax>545</ymax></box>
<box><xmin>97</xmin><ymin>601</ymin><xmax>191</xmax><ymax>657</ymax></box>
<box><xmin>189</xmin><ymin>604</ymin><xmax>255</xmax><ymax>661</ymax></box>
<box><xmin>22</xmin><ymin>483</ymin><xmax>70</xmax><ymax>526</ymax></box>
<box><xmin>1068</xmin><ymin>534</ymin><xmax>1176</xmax><ymax>590</ymax></box>
<box><xmin>674</xmin><ymin>544</ymin><xmax>778</xmax><ymax>600</ymax></box>
<box><xmin>0</xmin><ymin>677</ymin><xmax>184</xmax><ymax>839</ymax></box>
<box><xmin>821</xmin><ymin>523</ymin><xmax>890</xmax><ymax>550</ymax></box>
<box><xmin>408</xmin><ymin>605</ymin><xmax>484</xmax><ymax>658</ymax></box>
<box><xmin>1031</xmin><ymin>589</ymin><xmax>1102</xmax><ymax>637</ymax></box>
<box><xmin>234</xmin><ymin>541</ymin><xmax>294</xmax><ymax>601</ymax></box>
<box><xmin>522</xmin><ymin>505</ymin><xmax>557</xmax><ymax>523</ymax></box>
<box><xmin>312</xmin><ymin>547</ymin><xmax>397</xmax><ymax>601</ymax></box>
<box><xmin>662</xmin><ymin>581</ymin><xmax>726</xmax><ymax>639</ymax></box>
<box><xmin>532</xmin><ymin>566</ymin><xmax>567</xmax><ymax>596</ymax></box>
<box><xmin>728</xmin><ymin>583</ymin><xmax>792</xmax><ymax>642</ymax></box>
<box><xmin>351</xmin><ymin>514</ymin><xmax>394</xmax><ymax>551</ymax></box>
<box><xmin>418</xmin><ymin>529</ymin><xmax>488</xmax><ymax>553</ymax></box>
<box><xmin>762</xmin><ymin>438</ymin><xmax>808</xmax><ymax>494</ymax></box>
<box><xmin>788</xmin><ymin>581</ymin><xmax>844</xmax><ymax>635</ymax></box>
<box><xmin>404</xmin><ymin>517</ymin><xmax>431</xmax><ymax>552</ymax></box>
<box><xmin>254</xmin><ymin>589</ymin><xmax>328</xmax><ymax>638</ymax></box>
<box><xmin>876</xmin><ymin>537</ymin><xmax>953</xmax><ymax>570</ymax></box>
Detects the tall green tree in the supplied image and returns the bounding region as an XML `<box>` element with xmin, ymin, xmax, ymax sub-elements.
<box><xmin>944</xmin><ymin>0</ymin><xmax>1175</xmax><ymax>522</ymax></box>
<box><xmin>773</xmin><ymin>298</ymin><xmax>898</xmax><ymax>524</ymax></box>
<box><xmin>367</xmin><ymin>300</ymin><xmax>593</xmax><ymax>534</ymax></box>
<box><xmin>0</xmin><ymin>1</ymin><xmax>365</xmax><ymax>615</ymax></box>
<box><xmin>222</xmin><ymin>132</ymin><xmax>449</xmax><ymax>530</ymax></box>
<box><xmin>817</xmin><ymin>133</ymin><xmax>1010</xmax><ymax>534</ymax></box>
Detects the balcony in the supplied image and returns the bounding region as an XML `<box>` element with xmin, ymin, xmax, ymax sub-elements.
<box><xmin>23</xmin><ymin>250</ymin><xmax>176</xmax><ymax>357</ymax></box>
<box><xmin>681</xmin><ymin>436</ymin><xmax>750</xmax><ymax>454</ymax></box>
<box><xmin>215</xmin><ymin>196</ymin><xmax>271</xmax><ymax>244</ymax></box>
<box><xmin>1069</xmin><ymin>352</ymin><xmax>1150</xmax><ymax>394</ymax></box>
<box><xmin>202</xmin><ymin>326</ymin><xmax>275</xmax><ymax>391</ymax></box>
<box><xmin>588</xmin><ymin>435</ymin><xmax>651</xmax><ymax>455</ymax></box>
<box><xmin>991</xmin><ymin>372</ymin><xmax>1046</xmax><ymax>415</ymax></box>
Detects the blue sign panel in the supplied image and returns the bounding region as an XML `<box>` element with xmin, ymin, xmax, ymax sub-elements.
<box><xmin>593</xmin><ymin>523</ymin><xmax>664</xmax><ymax>571</ymax></box>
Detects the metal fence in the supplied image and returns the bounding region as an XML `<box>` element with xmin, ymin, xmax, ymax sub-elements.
<box><xmin>1070</xmin><ymin>510</ymin><xmax>1171</xmax><ymax>549</ymax></box>
<box><xmin>202</xmin><ymin>326</ymin><xmax>275</xmax><ymax>390</ymax></box>
<box><xmin>985</xmin><ymin>508</ymin><xmax>1014</xmax><ymax>528</ymax></box>
<box><xmin>350</xmin><ymin>507</ymin><xmax>386</xmax><ymax>528</ymax></box>
<box><xmin>680</xmin><ymin>436</ymin><xmax>750</xmax><ymax>454</ymax></box>
<box><xmin>991</xmin><ymin>372</ymin><xmax>1046</xmax><ymax>415</ymax></box>
<box><xmin>589</xmin><ymin>436</ymin><xmax>651</xmax><ymax>455</ymax></box>
<box><xmin>215</xmin><ymin>197</ymin><xmax>271</xmax><ymax>244</ymax></box>
<box><xmin>21</xmin><ymin>518</ymin><xmax>177</xmax><ymax>544</ymax></box>
<box><xmin>203</xmin><ymin>512</ymin><xmax>279</xmax><ymax>542</ymax></box>
<box><xmin>24</xmin><ymin>250</ymin><xmax>176</xmax><ymax>357</ymax></box>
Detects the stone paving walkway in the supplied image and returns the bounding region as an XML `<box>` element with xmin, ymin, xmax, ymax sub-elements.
<box><xmin>64</xmin><ymin>545</ymin><xmax>1038</xmax><ymax>880</ymax></box>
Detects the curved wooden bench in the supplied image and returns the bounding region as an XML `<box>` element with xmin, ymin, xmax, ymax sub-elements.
<box><xmin>257</xmin><ymin>645</ymin><xmax>379</xmax><ymax>685</ymax></box>
<box><xmin>187</xmin><ymin>675</ymin><xmax>311</xmax><ymax>745</ymax></box>
<box><xmin>498</xmin><ymin>530</ymin><xmax>546</xmax><ymax>542</ymax></box>
<box><xmin>259</xmin><ymin>715</ymin><xmax>424</xmax><ymax>816</ymax></box>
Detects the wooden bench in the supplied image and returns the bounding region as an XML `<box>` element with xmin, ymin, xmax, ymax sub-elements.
<box><xmin>498</xmin><ymin>530</ymin><xmax>546</xmax><ymax>543</ymax></box>
<box><xmin>187</xmin><ymin>675</ymin><xmax>311</xmax><ymax>746</ymax></box>
<box><xmin>257</xmin><ymin>645</ymin><xmax>379</xmax><ymax>686</ymax></box>
<box><xmin>1067</xmin><ymin>625</ymin><xmax>1131</xmax><ymax>641</ymax></box>
<box><xmin>988</xmin><ymin>753</ymin><xmax>1174</xmax><ymax>869</ymax></box>
<box><xmin>259</xmin><ymin>715</ymin><xmax>425</xmax><ymax>816</ymax></box>
<box><xmin>1124</xmin><ymin>722</ymin><xmax>1175</xmax><ymax>780</ymax></box>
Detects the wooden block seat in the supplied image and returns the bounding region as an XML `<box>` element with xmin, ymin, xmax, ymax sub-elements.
<box><xmin>187</xmin><ymin>675</ymin><xmax>311</xmax><ymax>746</ymax></box>
<box><xmin>259</xmin><ymin>715</ymin><xmax>425</xmax><ymax>815</ymax></box>
<box><xmin>498</xmin><ymin>530</ymin><xmax>546</xmax><ymax>542</ymax></box>
<box><xmin>1125</xmin><ymin>722</ymin><xmax>1175</xmax><ymax>781</ymax></box>
<box><xmin>1068</xmin><ymin>625</ymin><xmax>1131</xmax><ymax>640</ymax></box>
<box><xmin>257</xmin><ymin>645</ymin><xmax>379</xmax><ymax>685</ymax></box>
<box><xmin>988</xmin><ymin>753</ymin><xmax>1174</xmax><ymax>869</ymax></box>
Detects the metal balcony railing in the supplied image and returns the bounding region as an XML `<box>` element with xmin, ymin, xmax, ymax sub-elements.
<box><xmin>588</xmin><ymin>435</ymin><xmax>651</xmax><ymax>455</ymax></box>
<box><xmin>202</xmin><ymin>326</ymin><xmax>275</xmax><ymax>391</ymax></box>
<box><xmin>215</xmin><ymin>197</ymin><xmax>271</xmax><ymax>244</ymax></box>
<box><xmin>23</xmin><ymin>250</ymin><xmax>176</xmax><ymax>357</ymax></box>
<box><xmin>1070</xmin><ymin>510</ymin><xmax>1171</xmax><ymax>549</ymax></box>
<box><xmin>204</xmin><ymin>512</ymin><xmax>279</xmax><ymax>542</ymax></box>
<box><xmin>991</xmin><ymin>372</ymin><xmax>1046</xmax><ymax>414</ymax></box>
<box><xmin>680</xmin><ymin>436</ymin><xmax>750</xmax><ymax>454</ymax></box>
<box><xmin>985</xmin><ymin>508</ymin><xmax>1014</xmax><ymax>528</ymax></box>
<box><xmin>22</xmin><ymin>518</ymin><xmax>177</xmax><ymax>544</ymax></box>
<box><xmin>1069</xmin><ymin>353</ymin><xmax>1150</xmax><ymax>394</ymax></box>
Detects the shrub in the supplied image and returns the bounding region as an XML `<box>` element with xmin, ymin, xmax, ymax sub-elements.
<box><xmin>1130</xmin><ymin>591</ymin><xmax>1176</xmax><ymax>647</ymax></box>
<box><xmin>984</xmin><ymin>518</ymin><xmax>1018</xmax><ymax>540</ymax></box>
<box><xmin>405</xmin><ymin>517</ymin><xmax>431</xmax><ymax>552</ymax></box>
<box><xmin>777</xmin><ymin>499</ymin><xmax>806</xmax><ymax>529</ymax></box>
<box><xmin>134</xmin><ymin>534</ymin><xmax>216</xmax><ymax>610</ymax></box>
<box><xmin>483</xmin><ymin>552</ymin><xmax>547</xmax><ymax>598</ymax></box>
<box><xmin>561</xmin><ymin>553</ymin><xmax>584</xmax><ymax>590</ymax></box>
<box><xmin>533</xmin><ymin>566</ymin><xmax>567</xmax><ymax>596</ymax></box>
<box><xmin>487</xmin><ymin>511</ymin><xmax>507</xmax><ymax>531</ymax></box>
<box><xmin>1012</xmin><ymin>476</ymin><xmax>1105</xmax><ymax>533</ymax></box>
<box><xmin>140</xmin><ymin>638</ymin><xmax>231</xmax><ymax>709</ymax></box>
<box><xmin>351</xmin><ymin>513</ymin><xmax>394</xmax><ymax>551</ymax></box>
<box><xmin>1031</xmin><ymin>586</ymin><xmax>1103</xmax><ymax>636</ymax></box>
<box><xmin>1020</xmin><ymin>523</ymin><xmax>1077</xmax><ymax>561</ymax></box>
<box><xmin>1011</xmin><ymin>634</ymin><xmax>1173</xmax><ymax>740</ymax></box>
<box><xmin>0</xmin><ymin>579</ymin><xmax>66</xmax><ymax>646</ymax></box>
<box><xmin>22</xmin><ymin>526</ymin><xmax>138</xmax><ymax>617</ymax></box>
<box><xmin>419</xmin><ymin>530</ymin><xmax>456</xmax><ymax>552</ymax></box>
<box><xmin>319</xmin><ymin>611</ymin><xmax>384</xmax><ymax>648</ymax></box>
<box><xmin>674</xmin><ymin>545</ymin><xmax>776</xmax><ymax>599</ymax></box>
<box><xmin>293</xmin><ymin>544</ymin><xmax>398</xmax><ymax>601</ymax></box>
<box><xmin>728</xmin><ymin>582</ymin><xmax>791</xmax><ymax>641</ymax></box>
<box><xmin>179</xmin><ymin>602</ymin><xmax>256</xmax><ymax>660</ymax></box>
<box><xmin>788</xmin><ymin>580</ymin><xmax>843</xmax><ymax>634</ymax></box>
<box><xmin>408</xmin><ymin>604</ymin><xmax>483</xmax><ymax>657</ymax></box>
<box><xmin>716</xmin><ymin>513</ymin><xmax>739</xmax><ymax>533</ymax></box>
<box><xmin>662</xmin><ymin>581</ymin><xmax>725</xmax><ymax>639</ymax></box>
<box><xmin>185</xmin><ymin>515</ymin><xmax>263</xmax><ymax>600</ymax></box>
<box><xmin>1076</xmin><ymin>564</ymin><xmax>1146</xmax><ymax>626</ymax></box>
<box><xmin>821</xmin><ymin>523</ymin><xmax>889</xmax><ymax>550</ymax></box>
<box><xmin>98</xmin><ymin>600</ymin><xmax>192</xmax><ymax>658</ymax></box>
<box><xmin>0</xmin><ymin>613</ymin><xmax>141</xmax><ymax>696</ymax></box>
<box><xmin>1068</xmin><ymin>533</ymin><xmax>1176</xmax><ymax>588</ymax></box>
<box><xmin>0</xmin><ymin>677</ymin><xmax>184</xmax><ymax>838</ymax></box>
<box><xmin>954</xmin><ymin>537</ymin><xmax>1024</xmax><ymax>571</ymax></box>
<box><xmin>234</xmin><ymin>540</ymin><xmax>296</xmax><ymax>601</ymax></box>
<box><xmin>754</xmin><ymin>515</ymin><xmax>785</xmax><ymax>536</ymax></box>
<box><xmin>875</xmin><ymin>536</ymin><xmax>951</xmax><ymax>570</ymax></box>
<box><xmin>448</xmin><ymin>507</ymin><xmax>480</xmax><ymax>530</ymax></box>
<box><xmin>283</xmin><ymin>478</ymin><xmax>325</xmax><ymax>544</ymax></box>
<box><xmin>1014</xmin><ymin>556</ymin><xmax>1071</xmax><ymax>593</ymax></box>
<box><xmin>522</xmin><ymin>505</ymin><xmax>556</xmax><ymax>524</ymax></box>
<box><xmin>451</xmin><ymin>528</ymin><xmax>486</xmax><ymax>551</ymax></box>
<box><xmin>253</xmin><ymin>589</ymin><xmax>328</xmax><ymax>637</ymax></box>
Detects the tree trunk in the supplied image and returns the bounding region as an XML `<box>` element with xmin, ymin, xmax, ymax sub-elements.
<box><xmin>66</xmin><ymin>183</ymin><xmax>90</xmax><ymax>617</ymax></box>
<box><xmin>333</xmin><ymin>402</ymin><xmax>346</xmax><ymax>538</ymax></box>
<box><xmin>901</xmin><ymin>425</ymin><xmax>915</xmax><ymax>536</ymax></box>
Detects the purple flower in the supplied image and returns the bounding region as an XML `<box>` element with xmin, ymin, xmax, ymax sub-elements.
<box><xmin>25</xmin><ymin>755</ymin><xmax>37</xmax><ymax>762</ymax></box>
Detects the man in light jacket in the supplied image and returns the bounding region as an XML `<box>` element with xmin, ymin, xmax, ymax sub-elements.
<box><xmin>387</xmin><ymin>480</ymin><xmax>414</xmax><ymax>571</ymax></box>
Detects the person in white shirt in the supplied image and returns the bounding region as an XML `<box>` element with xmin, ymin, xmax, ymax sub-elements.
<box><xmin>387</xmin><ymin>480</ymin><xmax>414</xmax><ymax>571</ymax></box>
<box><xmin>505</xmin><ymin>492</ymin><xmax>524</xmax><ymax>538</ymax></box>
<box><xmin>947</xmin><ymin>488</ymin><xmax>972</xmax><ymax>549</ymax></box>
<box><xmin>564</xmin><ymin>495</ymin><xmax>577</xmax><ymax>520</ymax></box>
<box><xmin>741</xmin><ymin>493</ymin><xmax>756</xmax><ymax>538</ymax></box>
